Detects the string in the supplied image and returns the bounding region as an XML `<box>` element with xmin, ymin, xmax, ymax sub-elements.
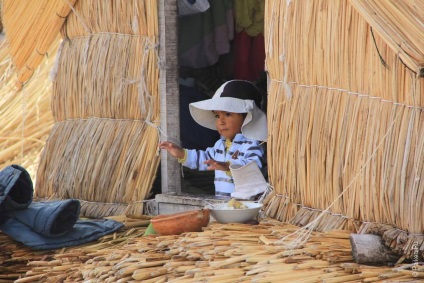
<box><xmin>65</xmin><ymin>0</ymin><xmax>92</xmax><ymax>34</ymax></box>
<box><xmin>271</xmin><ymin>79</ymin><xmax>424</xmax><ymax>111</ymax></box>
<box><xmin>138</xmin><ymin>37</ymin><xmax>159</xmax><ymax>120</ymax></box>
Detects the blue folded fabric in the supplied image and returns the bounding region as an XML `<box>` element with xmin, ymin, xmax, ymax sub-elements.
<box><xmin>0</xmin><ymin>217</ymin><xmax>123</xmax><ymax>250</ymax></box>
<box><xmin>0</xmin><ymin>165</ymin><xmax>33</xmax><ymax>225</ymax></box>
<box><xmin>0</xmin><ymin>164</ymin><xmax>124</xmax><ymax>250</ymax></box>
<box><xmin>8</xmin><ymin>199</ymin><xmax>81</xmax><ymax>237</ymax></box>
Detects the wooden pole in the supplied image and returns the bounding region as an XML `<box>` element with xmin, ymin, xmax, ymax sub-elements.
<box><xmin>158</xmin><ymin>0</ymin><xmax>181</xmax><ymax>194</ymax></box>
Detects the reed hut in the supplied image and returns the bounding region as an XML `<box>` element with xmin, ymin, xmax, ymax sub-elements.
<box><xmin>263</xmin><ymin>0</ymin><xmax>423</xmax><ymax>259</ymax></box>
<box><xmin>3</xmin><ymin>0</ymin><xmax>163</xmax><ymax>218</ymax></box>
<box><xmin>1</xmin><ymin>0</ymin><xmax>423</xmax><ymax>262</ymax></box>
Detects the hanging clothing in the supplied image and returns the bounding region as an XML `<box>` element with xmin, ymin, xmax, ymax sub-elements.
<box><xmin>233</xmin><ymin>30</ymin><xmax>265</xmax><ymax>81</ymax></box>
<box><xmin>179</xmin><ymin>0</ymin><xmax>234</xmax><ymax>68</ymax></box>
<box><xmin>234</xmin><ymin>0</ymin><xmax>265</xmax><ymax>37</ymax></box>
<box><xmin>233</xmin><ymin>0</ymin><xmax>265</xmax><ymax>81</ymax></box>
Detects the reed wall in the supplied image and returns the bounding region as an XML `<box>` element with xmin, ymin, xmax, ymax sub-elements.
<box><xmin>35</xmin><ymin>0</ymin><xmax>160</xmax><ymax>217</ymax></box>
<box><xmin>263</xmin><ymin>0</ymin><xmax>423</xmax><ymax>258</ymax></box>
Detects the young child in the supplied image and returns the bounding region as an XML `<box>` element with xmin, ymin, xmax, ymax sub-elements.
<box><xmin>159</xmin><ymin>80</ymin><xmax>267</xmax><ymax>197</ymax></box>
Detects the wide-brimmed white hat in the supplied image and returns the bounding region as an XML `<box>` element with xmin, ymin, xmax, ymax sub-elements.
<box><xmin>189</xmin><ymin>80</ymin><xmax>267</xmax><ymax>141</ymax></box>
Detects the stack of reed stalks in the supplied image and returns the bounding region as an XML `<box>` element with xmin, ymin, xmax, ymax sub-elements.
<box><xmin>35</xmin><ymin>0</ymin><xmax>161</xmax><ymax>218</ymax></box>
<box><xmin>2</xmin><ymin>0</ymin><xmax>77</xmax><ymax>86</ymax></box>
<box><xmin>350</xmin><ymin>0</ymin><xmax>424</xmax><ymax>71</ymax></box>
<box><xmin>4</xmin><ymin>219</ymin><xmax>421</xmax><ymax>283</ymax></box>
<box><xmin>0</xmin><ymin>37</ymin><xmax>58</xmax><ymax>181</ymax></box>
<box><xmin>263</xmin><ymin>0</ymin><xmax>423</xmax><ymax>259</ymax></box>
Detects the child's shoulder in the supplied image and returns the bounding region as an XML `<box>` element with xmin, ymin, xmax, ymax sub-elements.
<box><xmin>235</xmin><ymin>134</ymin><xmax>261</xmax><ymax>145</ymax></box>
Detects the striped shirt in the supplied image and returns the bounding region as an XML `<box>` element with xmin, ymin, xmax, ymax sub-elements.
<box><xmin>182</xmin><ymin>133</ymin><xmax>265</xmax><ymax>196</ymax></box>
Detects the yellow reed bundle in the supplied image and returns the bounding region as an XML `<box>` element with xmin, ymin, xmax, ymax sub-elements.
<box><xmin>349</xmin><ymin>0</ymin><xmax>424</xmax><ymax>72</ymax></box>
<box><xmin>62</xmin><ymin>0</ymin><xmax>158</xmax><ymax>38</ymax></box>
<box><xmin>2</xmin><ymin>0</ymin><xmax>77</xmax><ymax>85</ymax></box>
<box><xmin>35</xmin><ymin>0</ymin><xmax>160</xmax><ymax>218</ymax></box>
<box><xmin>36</xmin><ymin>119</ymin><xmax>160</xmax><ymax>217</ymax></box>
<box><xmin>49</xmin><ymin>34</ymin><xmax>159</xmax><ymax>121</ymax></box>
<box><xmin>263</xmin><ymin>0</ymin><xmax>423</xmax><ymax>258</ymax></box>
<box><xmin>0</xmin><ymin>38</ymin><xmax>59</xmax><ymax>181</ymax></box>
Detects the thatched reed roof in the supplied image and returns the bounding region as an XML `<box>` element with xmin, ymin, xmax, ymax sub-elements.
<box><xmin>1</xmin><ymin>0</ymin><xmax>77</xmax><ymax>86</ymax></box>
<box><xmin>349</xmin><ymin>0</ymin><xmax>424</xmax><ymax>74</ymax></box>
<box><xmin>1</xmin><ymin>0</ymin><xmax>422</xmax><ymax>87</ymax></box>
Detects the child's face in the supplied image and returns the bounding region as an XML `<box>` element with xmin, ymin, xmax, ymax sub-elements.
<box><xmin>213</xmin><ymin>111</ymin><xmax>245</xmax><ymax>140</ymax></box>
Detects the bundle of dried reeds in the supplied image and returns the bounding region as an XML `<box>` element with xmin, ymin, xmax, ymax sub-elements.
<box><xmin>0</xmin><ymin>38</ymin><xmax>58</xmax><ymax>181</ymax></box>
<box><xmin>263</xmin><ymin>0</ymin><xmax>423</xmax><ymax>258</ymax></box>
<box><xmin>2</xmin><ymin>0</ymin><xmax>77</xmax><ymax>85</ymax></box>
<box><xmin>3</xmin><ymin>219</ymin><xmax>421</xmax><ymax>283</ymax></box>
<box><xmin>62</xmin><ymin>0</ymin><xmax>158</xmax><ymax>38</ymax></box>
<box><xmin>349</xmin><ymin>0</ymin><xmax>424</xmax><ymax>72</ymax></box>
<box><xmin>35</xmin><ymin>0</ymin><xmax>161</xmax><ymax>218</ymax></box>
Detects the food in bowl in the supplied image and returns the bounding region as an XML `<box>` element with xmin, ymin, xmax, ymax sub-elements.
<box><xmin>208</xmin><ymin>200</ymin><xmax>262</xmax><ymax>223</ymax></box>
<box><xmin>228</xmin><ymin>198</ymin><xmax>248</xmax><ymax>209</ymax></box>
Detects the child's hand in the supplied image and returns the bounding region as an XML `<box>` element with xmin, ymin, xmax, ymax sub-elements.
<box><xmin>203</xmin><ymin>159</ymin><xmax>230</xmax><ymax>171</ymax></box>
<box><xmin>159</xmin><ymin>141</ymin><xmax>185</xmax><ymax>159</ymax></box>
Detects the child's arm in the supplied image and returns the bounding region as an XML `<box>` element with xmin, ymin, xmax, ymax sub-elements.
<box><xmin>203</xmin><ymin>159</ymin><xmax>230</xmax><ymax>171</ymax></box>
<box><xmin>159</xmin><ymin>142</ymin><xmax>185</xmax><ymax>159</ymax></box>
<box><xmin>160</xmin><ymin>141</ymin><xmax>230</xmax><ymax>172</ymax></box>
<box><xmin>159</xmin><ymin>141</ymin><xmax>211</xmax><ymax>170</ymax></box>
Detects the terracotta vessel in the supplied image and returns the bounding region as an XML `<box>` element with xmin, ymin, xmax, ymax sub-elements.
<box><xmin>150</xmin><ymin>209</ymin><xmax>210</xmax><ymax>235</ymax></box>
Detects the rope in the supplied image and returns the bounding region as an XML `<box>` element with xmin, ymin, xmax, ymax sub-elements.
<box><xmin>271</xmin><ymin>79</ymin><xmax>424</xmax><ymax>111</ymax></box>
<box><xmin>138</xmin><ymin>37</ymin><xmax>159</xmax><ymax>120</ymax></box>
<box><xmin>65</xmin><ymin>0</ymin><xmax>92</xmax><ymax>34</ymax></box>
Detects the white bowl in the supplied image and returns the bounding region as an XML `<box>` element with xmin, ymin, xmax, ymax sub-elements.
<box><xmin>207</xmin><ymin>201</ymin><xmax>263</xmax><ymax>224</ymax></box>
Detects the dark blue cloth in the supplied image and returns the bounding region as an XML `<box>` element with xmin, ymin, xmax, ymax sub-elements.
<box><xmin>0</xmin><ymin>164</ymin><xmax>33</xmax><ymax>225</ymax></box>
<box><xmin>0</xmin><ymin>164</ymin><xmax>124</xmax><ymax>250</ymax></box>
<box><xmin>0</xmin><ymin>217</ymin><xmax>123</xmax><ymax>250</ymax></box>
<box><xmin>8</xmin><ymin>199</ymin><xmax>81</xmax><ymax>237</ymax></box>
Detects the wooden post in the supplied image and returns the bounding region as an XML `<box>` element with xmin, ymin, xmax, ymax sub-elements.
<box><xmin>158</xmin><ymin>0</ymin><xmax>181</xmax><ymax>194</ymax></box>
